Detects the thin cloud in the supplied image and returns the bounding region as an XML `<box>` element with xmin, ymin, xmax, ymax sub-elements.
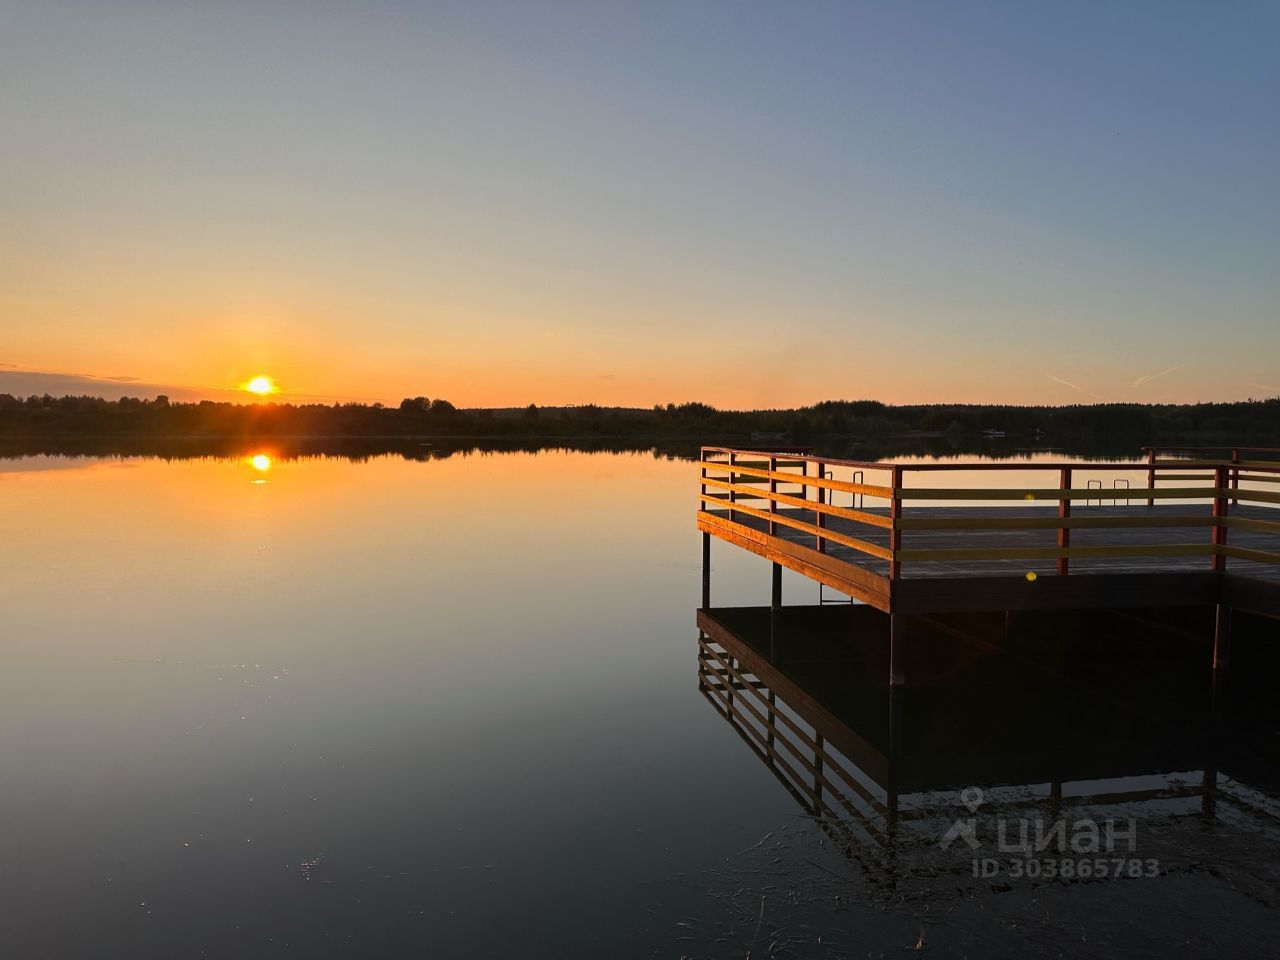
<box><xmin>0</xmin><ymin>367</ymin><xmax>383</xmax><ymax>405</ymax></box>
<box><xmin>0</xmin><ymin>368</ymin><xmax>217</xmax><ymax>402</ymax></box>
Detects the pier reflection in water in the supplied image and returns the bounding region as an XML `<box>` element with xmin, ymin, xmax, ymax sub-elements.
<box><xmin>696</xmin><ymin>603</ymin><xmax>1280</xmax><ymax>894</ymax></box>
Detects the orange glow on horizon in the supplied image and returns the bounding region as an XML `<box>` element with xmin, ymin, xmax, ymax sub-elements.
<box><xmin>242</xmin><ymin>375</ymin><xmax>278</xmax><ymax>397</ymax></box>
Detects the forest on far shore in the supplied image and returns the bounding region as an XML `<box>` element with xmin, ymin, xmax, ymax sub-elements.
<box><xmin>1</xmin><ymin>393</ymin><xmax>1278</xmax><ymax>447</ymax></box>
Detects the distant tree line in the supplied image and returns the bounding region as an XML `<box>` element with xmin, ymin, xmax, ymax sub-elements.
<box><xmin>1</xmin><ymin>393</ymin><xmax>1277</xmax><ymax>447</ymax></box>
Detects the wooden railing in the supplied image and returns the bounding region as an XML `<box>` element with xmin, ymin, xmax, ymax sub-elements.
<box><xmin>697</xmin><ymin>635</ymin><xmax>891</xmax><ymax>841</ymax></box>
<box><xmin>698</xmin><ymin>446</ymin><xmax>1280</xmax><ymax>580</ymax></box>
<box><xmin>697</xmin><ymin>627</ymin><xmax>1244</xmax><ymax>846</ymax></box>
<box><xmin>1142</xmin><ymin>445</ymin><xmax>1280</xmax><ymax>506</ymax></box>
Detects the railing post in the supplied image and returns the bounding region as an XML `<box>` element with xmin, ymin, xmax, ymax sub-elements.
<box><xmin>699</xmin><ymin>448</ymin><xmax>707</xmax><ymax>513</ymax></box>
<box><xmin>889</xmin><ymin>465</ymin><xmax>903</xmax><ymax>580</ymax></box>
<box><xmin>768</xmin><ymin>455</ymin><xmax>778</xmax><ymax>535</ymax></box>
<box><xmin>815</xmin><ymin>459</ymin><xmax>826</xmax><ymax>554</ymax></box>
<box><xmin>766</xmin><ymin>691</ymin><xmax>776</xmax><ymax>754</ymax></box>
<box><xmin>1231</xmin><ymin>448</ymin><xmax>1240</xmax><ymax>505</ymax></box>
<box><xmin>768</xmin><ymin>454</ymin><xmax>783</xmax><ymax>608</ymax></box>
<box><xmin>1146</xmin><ymin>448</ymin><xmax>1157</xmax><ymax>507</ymax></box>
<box><xmin>1212</xmin><ymin>465</ymin><xmax>1228</xmax><ymax>573</ymax></box>
<box><xmin>1057</xmin><ymin>467</ymin><xmax>1071</xmax><ymax>576</ymax></box>
<box><xmin>700</xmin><ymin>449</ymin><xmax>710</xmax><ymax>611</ymax></box>
<box><xmin>728</xmin><ymin>450</ymin><xmax>737</xmax><ymax>524</ymax></box>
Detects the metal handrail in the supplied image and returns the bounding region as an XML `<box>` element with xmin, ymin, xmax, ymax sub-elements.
<box><xmin>1112</xmin><ymin>478</ymin><xmax>1130</xmax><ymax>506</ymax></box>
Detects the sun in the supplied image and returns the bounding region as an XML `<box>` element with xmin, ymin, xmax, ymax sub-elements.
<box><xmin>243</xmin><ymin>375</ymin><xmax>278</xmax><ymax>397</ymax></box>
<box><xmin>250</xmin><ymin>454</ymin><xmax>272</xmax><ymax>472</ymax></box>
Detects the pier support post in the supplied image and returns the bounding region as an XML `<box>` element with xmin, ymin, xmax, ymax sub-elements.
<box><xmin>886</xmin><ymin>685</ymin><xmax>902</xmax><ymax>821</ymax></box>
<box><xmin>769</xmin><ymin>561</ymin><xmax>782</xmax><ymax>658</ymax></box>
<box><xmin>889</xmin><ymin>614</ymin><xmax>908</xmax><ymax>687</ymax></box>
<box><xmin>1213</xmin><ymin>603</ymin><xmax>1231</xmax><ymax>672</ymax></box>
<box><xmin>1203</xmin><ymin>667</ymin><xmax>1225</xmax><ymax>816</ymax></box>
<box><xmin>769</xmin><ymin>605</ymin><xmax>779</xmax><ymax>662</ymax></box>
<box><xmin>1202</xmin><ymin>763</ymin><xmax>1218</xmax><ymax>816</ymax></box>
<box><xmin>701</xmin><ymin>533</ymin><xmax>711</xmax><ymax>610</ymax></box>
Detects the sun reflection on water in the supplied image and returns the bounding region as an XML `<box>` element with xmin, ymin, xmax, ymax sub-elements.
<box><xmin>246</xmin><ymin>453</ymin><xmax>272</xmax><ymax>483</ymax></box>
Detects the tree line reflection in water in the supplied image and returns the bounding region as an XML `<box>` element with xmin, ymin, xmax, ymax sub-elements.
<box><xmin>0</xmin><ymin>434</ymin><xmax>1219</xmax><ymax>471</ymax></box>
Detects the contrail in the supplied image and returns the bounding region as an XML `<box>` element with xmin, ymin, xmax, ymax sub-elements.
<box><xmin>1131</xmin><ymin>366</ymin><xmax>1181</xmax><ymax>388</ymax></box>
<box><xmin>1049</xmin><ymin>375</ymin><xmax>1109</xmax><ymax>401</ymax></box>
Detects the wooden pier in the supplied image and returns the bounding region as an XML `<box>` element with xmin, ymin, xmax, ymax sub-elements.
<box><xmin>697</xmin><ymin>446</ymin><xmax>1280</xmax><ymax>683</ymax></box>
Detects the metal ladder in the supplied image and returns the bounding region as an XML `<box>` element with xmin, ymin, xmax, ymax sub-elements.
<box><xmin>818</xmin><ymin>465</ymin><xmax>861</xmax><ymax>605</ymax></box>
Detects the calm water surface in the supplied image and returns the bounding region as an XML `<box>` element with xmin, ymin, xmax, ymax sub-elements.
<box><xmin>1</xmin><ymin>450</ymin><xmax>1277</xmax><ymax>957</ymax></box>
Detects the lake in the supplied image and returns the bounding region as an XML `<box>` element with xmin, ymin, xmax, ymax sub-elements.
<box><xmin>1</xmin><ymin>448</ymin><xmax>1277</xmax><ymax>957</ymax></box>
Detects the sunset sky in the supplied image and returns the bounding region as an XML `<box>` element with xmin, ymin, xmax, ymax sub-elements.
<box><xmin>3</xmin><ymin>1</ymin><xmax>1278</xmax><ymax>408</ymax></box>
